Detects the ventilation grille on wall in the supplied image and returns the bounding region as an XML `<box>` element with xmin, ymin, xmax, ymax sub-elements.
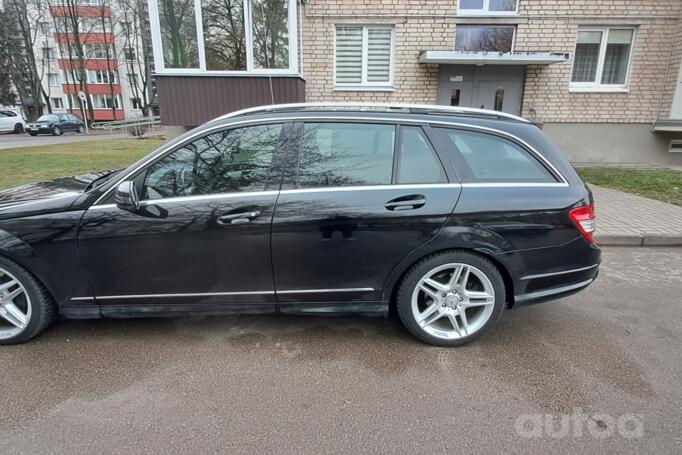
<box><xmin>670</xmin><ymin>141</ymin><xmax>682</xmax><ymax>153</ymax></box>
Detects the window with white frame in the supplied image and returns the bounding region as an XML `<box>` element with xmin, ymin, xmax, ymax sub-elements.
<box><xmin>51</xmin><ymin>97</ymin><xmax>64</xmax><ymax>110</ymax></box>
<box><xmin>150</xmin><ymin>0</ymin><xmax>297</xmax><ymax>73</ymax></box>
<box><xmin>83</xmin><ymin>43</ymin><xmax>114</xmax><ymax>59</ymax></box>
<box><xmin>38</xmin><ymin>22</ymin><xmax>49</xmax><ymax>34</ymax></box>
<box><xmin>91</xmin><ymin>94</ymin><xmax>121</xmax><ymax>109</ymax></box>
<box><xmin>48</xmin><ymin>73</ymin><xmax>61</xmax><ymax>86</ymax></box>
<box><xmin>571</xmin><ymin>28</ymin><xmax>635</xmax><ymax>89</ymax></box>
<box><xmin>458</xmin><ymin>0</ymin><xmax>519</xmax><ymax>16</ymax></box>
<box><xmin>334</xmin><ymin>25</ymin><xmax>394</xmax><ymax>89</ymax></box>
<box><xmin>87</xmin><ymin>69</ymin><xmax>118</xmax><ymax>84</ymax></box>
<box><xmin>131</xmin><ymin>98</ymin><xmax>142</xmax><ymax>110</ymax></box>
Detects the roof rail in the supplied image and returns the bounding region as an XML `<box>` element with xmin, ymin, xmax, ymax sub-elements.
<box><xmin>213</xmin><ymin>102</ymin><xmax>531</xmax><ymax>123</ymax></box>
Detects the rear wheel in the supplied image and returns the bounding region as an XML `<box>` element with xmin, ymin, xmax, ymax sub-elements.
<box><xmin>52</xmin><ymin>126</ymin><xmax>62</xmax><ymax>136</ymax></box>
<box><xmin>0</xmin><ymin>256</ymin><xmax>57</xmax><ymax>345</ymax></box>
<box><xmin>13</xmin><ymin>123</ymin><xmax>23</xmax><ymax>134</ymax></box>
<box><xmin>397</xmin><ymin>251</ymin><xmax>505</xmax><ymax>347</ymax></box>
<box><xmin>77</xmin><ymin>125</ymin><xmax>84</xmax><ymax>133</ymax></box>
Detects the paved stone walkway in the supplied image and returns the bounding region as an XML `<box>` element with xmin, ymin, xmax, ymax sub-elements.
<box><xmin>591</xmin><ymin>185</ymin><xmax>682</xmax><ymax>246</ymax></box>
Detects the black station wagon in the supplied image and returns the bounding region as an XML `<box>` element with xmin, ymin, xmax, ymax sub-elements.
<box><xmin>0</xmin><ymin>103</ymin><xmax>600</xmax><ymax>346</ymax></box>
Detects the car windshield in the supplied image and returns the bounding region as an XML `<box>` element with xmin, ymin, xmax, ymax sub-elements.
<box><xmin>37</xmin><ymin>114</ymin><xmax>59</xmax><ymax>122</ymax></box>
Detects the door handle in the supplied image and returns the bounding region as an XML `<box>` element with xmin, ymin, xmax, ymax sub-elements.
<box><xmin>385</xmin><ymin>195</ymin><xmax>426</xmax><ymax>211</ymax></box>
<box><xmin>217</xmin><ymin>210</ymin><xmax>261</xmax><ymax>225</ymax></box>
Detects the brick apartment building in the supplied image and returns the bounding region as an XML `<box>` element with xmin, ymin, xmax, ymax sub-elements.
<box><xmin>25</xmin><ymin>0</ymin><xmax>152</xmax><ymax>122</ymax></box>
<box><xmin>148</xmin><ymin>0</ymin><xmax>682</xmax><ymax>166</ymax></box>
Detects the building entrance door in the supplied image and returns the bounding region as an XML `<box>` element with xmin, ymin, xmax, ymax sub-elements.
<box><xmin>437</xmin><ymin>65</ymin><xmax>525</xmax><ymax>116</ymax></box>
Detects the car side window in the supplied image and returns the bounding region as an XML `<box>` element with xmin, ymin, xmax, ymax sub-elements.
<box><xmin>142</xmin><ymin>123</ymin><xmax>283</xmax><ymax>200</ymax></box>
<box><xmin>397</xmin><ymin>126</ymin><xmax>447</xmax><ymax>184</ymax></box>
<box><xmin>297</xmin><ymin>122</ymin><xmax>395</xmax><ymax>188</ymax></box>
<box><xmin>434</xmin><ymin>128</ymin><xmax>556</xmax><ymax>183</ymax></box>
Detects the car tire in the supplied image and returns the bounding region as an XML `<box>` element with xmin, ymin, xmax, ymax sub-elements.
<box><xmin>77</xmin><ymin>125</ymin><xmax>84</xmax><ymax>134</ymax></box>
<box><xmin>52</xmin><ymin>126</ymin><xmax>62</xmax><ymax>136</ymax></box>
<box><xmin>0</xmin><ymin>256</ymin><xmax>57</xmax><ymax>345</ymax></box>
<box><xmin>28</xmin><ymin>132</ymin><xmax>37</xmax><ymax>137</ymax></box>
<box><xmin>396</xmin><ymin>250</ymin><xmax>505</xmax><ymax>347</ymax></box>
<box><xmin>13</xmin><ymin>123</ymin><xmax>24</xmax><ymax>134</ymax></box>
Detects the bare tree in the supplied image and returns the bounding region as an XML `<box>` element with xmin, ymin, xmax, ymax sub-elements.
<box><xmin>48</xmin><ymin>0</ymin><xmax>100</xmax><ymax>122</ymax></box>
<box><xmin>0</xmin><ymin>0</ymin><xmax>48</xmax><ymax>120</ymax></box>
<box><xmin>116</xmin><ymin>0</ymin><xmax>153</xmax><ymax>115</ymax></box>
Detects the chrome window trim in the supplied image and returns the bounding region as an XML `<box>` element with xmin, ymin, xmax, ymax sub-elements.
<box><xmin>70</xmin><ymin>287</ymin><xmax>375</xmax><ymax>301</ymax></box>
<box><xmin>89</xmin><ymin>182</ymin><xmax>570</xmax><ymax>211</ymax></box>
<box><xmin>92</xmin><ymin>114</ymin><xmax>569</xmax><ymax>207</ymax></box>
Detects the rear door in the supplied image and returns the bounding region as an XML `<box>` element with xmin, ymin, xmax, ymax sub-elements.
<box><xmin>271</xmin><ymin>120</ymin><xmax>461</xmax><ymax>304</ymax></box>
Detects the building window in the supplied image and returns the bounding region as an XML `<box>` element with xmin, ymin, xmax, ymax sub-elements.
<box><xmin>120</xmin><ymin>21</ymin><xmax>132</xmax><ymax>35</ymax></box>
<box><xmin>48</xmin><ymin>73</ymin><xmax>61</xmax><ymax>86</ymax></box>
<box><xmin>455</xmin><ymin>25</ymin><xmax>515</xmax><ymax>52</ymax></box>
<box><xmin>131</xmin><ymin>98</ymin><xmax>142</xmax><ymax>109</ymax></box>
<box><xmin>79</xmin><ymin>17</ymin><xmax>107</xmax><ymax>33</ymax></box>
<box><xmin>38</xmin><ymin>22</ymin><xmax>49</xmax><ymax>34</ymax></box>
<box><xmin>334</xmin><ymin>25</ymin><xmax>394</xmax><ymax>90</ymax></box>
<box><xmin>87</xmin><ymin>70</ymin><xmax>118</xmax><ymax>84</ymax></box>
<box><xmin>83</xmin><ymin>43</ymin><xmax>114</xmax><ymax>59</ymax></box>
<box><xmin>151</xmin><ymin>0</ymin><xmax>297</xmax><ymax>73</ymax></box>
<box><xmin>458</xmin><ymin>0</ymin><xmax>518</xmax><ymax>16</ymax></box>
<box><xmin>91</xmin><ymin>94</ymin><xmax>121</xmax><ymax>109</ymax></box>
<box><xmin>51</xmin><ymin>97</ymin><xmax>64</xmax><ymax>110</ymax></box>
<box><xmin>42</xmin><ymin>47</ymin><xmax>56</xmax><ymax>60</ymax></box>
<box><xmin>571</xmin><ymin>28</ymin><xmax>635</xmax><ymax>90</ymax></box>
<box><xmin>124</xmin><ymin>47</ymin><xmax>136</xmax><ymax>61</ymax></box>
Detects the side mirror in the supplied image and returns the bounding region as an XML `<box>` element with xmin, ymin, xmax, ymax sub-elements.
<box><xmin>114</xmin><ymin>181</ymin><xmax>140</xmax><ymax>212</ymax></box>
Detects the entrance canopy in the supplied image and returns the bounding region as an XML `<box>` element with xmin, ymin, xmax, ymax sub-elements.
<box><xmin>419</xmin><ymin>51</ymin><xmax>569</xmax><ymax>66</ymax></box>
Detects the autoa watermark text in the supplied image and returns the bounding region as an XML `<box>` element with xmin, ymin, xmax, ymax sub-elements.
<box><xmin>515</xmin><ymin>409</ymin><xmax>644</xmax><ymax>439</ymax></box>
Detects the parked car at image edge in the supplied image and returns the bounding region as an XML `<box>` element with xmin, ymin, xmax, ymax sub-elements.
<box><xmin>26</xmin><ymin>113</ymin><xmax>85</xmax><ymax>136</ymax></box>
<box><xmin>0</xmin><ymin>103</ymin><xmax>601</xmax><ymax>346</ymax></box>
<box><xmin>0</xmin><ymin>110</ymin><xmax>27</xmax><ymax>134</ymax></box>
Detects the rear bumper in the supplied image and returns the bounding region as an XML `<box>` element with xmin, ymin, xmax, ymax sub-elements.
<box><xmin>498</xmin><ymin>236</ymin><xmax>601</xmax><ymax>307</ymax></box>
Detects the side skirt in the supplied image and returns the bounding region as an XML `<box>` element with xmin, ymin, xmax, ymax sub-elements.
<box><xmin>60</xmin><ymin>302</ymin><xmax>389</xmax><ymax>319</ymax></box>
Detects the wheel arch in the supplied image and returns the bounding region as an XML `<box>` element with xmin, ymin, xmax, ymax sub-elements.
<box><xmin>384</xmin><ymin>247</ymin><xmax>516</xmax><ymax>317</ymax></box>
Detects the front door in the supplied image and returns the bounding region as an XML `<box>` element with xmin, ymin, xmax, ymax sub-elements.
<box><xmin>437</xmin><ymin>65</ymin><xmax>525</xmax><ymax>115</ymax></box>
<box><xmin>77</xmin><ymin>122</ymin><xmax>289</xmax><ymax>307</ymax></box>
<box><xmin>271</xmin><ymin>121</ymin><xmax>461</xmax><ymax>305</ymax></box>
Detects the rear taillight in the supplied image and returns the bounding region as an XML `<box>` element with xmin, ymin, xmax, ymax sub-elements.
<box><xmin>569</xmin><ymin>205</ymin><xmax>596</xmax><ymax>244</ymax></box>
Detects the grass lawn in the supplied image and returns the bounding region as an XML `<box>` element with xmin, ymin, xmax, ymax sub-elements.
<box><xmin>577</xmin><ymin>168</ymin><xmax>682</xmax><ymax>206</ymax></box>
<box><xmin>0</xmin><ymin>139</ymin><xmax>163</xmax><ymax>190</ymax></box>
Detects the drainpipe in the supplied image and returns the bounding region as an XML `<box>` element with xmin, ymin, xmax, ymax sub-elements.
<box><xmin>652</xmin><ymin>16</ymin><xmax>680</xmax><ymax>132</ymax></box>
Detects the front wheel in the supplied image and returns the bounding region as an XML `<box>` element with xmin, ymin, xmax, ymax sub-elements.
<box><xmin>397</xmin><ymin>251</ymin><xmax>505</xmax><ymax>347</ymax></box>
<box><xmin>52</xmin><ymin>126</ymin><xmax>62</xmax><ymax>136</ymax></box>
<box><xmin>0</xmin><ymin>256</ymin><xmax>57</xmax><ymax>345</ymax></box>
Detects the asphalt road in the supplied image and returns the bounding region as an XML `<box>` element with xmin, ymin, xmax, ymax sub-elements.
<box><xmin>1</xmin><ymin>247</ymin><xmax>681</xmax><ymax>454</ymax></box>
<box><xmin>0</xmin><ymin>132</ymin><xmax>127</xmax><ymax>150</ymax></box>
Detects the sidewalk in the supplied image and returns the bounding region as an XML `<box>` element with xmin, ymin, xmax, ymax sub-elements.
<box><xmin>591</xmin><ymin>185</ymin><xmax>682</xmax><ymax>246</ymax></box>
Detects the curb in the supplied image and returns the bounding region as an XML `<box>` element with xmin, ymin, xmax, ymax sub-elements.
<box><xmin>597</xmin><ymin>234</ymin><xmax>682</xmax><ymax>247</ymax></box>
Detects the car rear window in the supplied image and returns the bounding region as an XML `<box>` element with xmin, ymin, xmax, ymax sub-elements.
<box><xmin>434</xmin><ymin>127</ymin><xmax>556</xmax><ymax>183</ymax></box>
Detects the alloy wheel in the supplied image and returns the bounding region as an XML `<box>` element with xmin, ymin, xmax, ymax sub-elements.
<box><xmin>411</xmin><ymin>263</ymin><xmax>495</xmax><ymax>340</ymax></box>
<box><xmin>0</xmin><ymin>267</ymin><xmax>31</xmax><ymax>340</ymax></box>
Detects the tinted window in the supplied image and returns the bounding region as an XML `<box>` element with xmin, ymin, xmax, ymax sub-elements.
<box><xmin>435</xmin><ymin>128</ymin><xmax>555</xmax><ymax>183</ymax></box>
<box><xmin>297</xmin><ymin>123</ymin><xmax>395</xmax><ymax>188</ymax></box>
<box><xmin>143</xmin><ymin>124</ymin><xmax>282</xmax><ymax>200</ymax></box>
<box><xmin>397</xmin><ymin>126</ymin><xmax>446</xmax><ymax>184</ymax></box>
<box><xmin>37</xmin><ymin>114</ymin><xmax>59</xmax><ymax>122</ymax></box>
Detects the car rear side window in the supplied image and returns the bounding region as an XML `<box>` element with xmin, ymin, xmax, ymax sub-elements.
<box><xmin>397</xmin><ymin>126</ymin><xmax>447</xmax><ymax>184</ymax></box>
<box><xmin>435</xmin><ymin>127</ymin><xmax>556</xmax><ymax>183</ymax></box>
<box><xmin>143</xmin><ymin>123</ymin><xmax>282</xmax><ymax>200</ymax></box>
<box><xmin>297</xmin><ymin>122</ymin><xmax>395</xmax><ymax>188</ymax></box>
